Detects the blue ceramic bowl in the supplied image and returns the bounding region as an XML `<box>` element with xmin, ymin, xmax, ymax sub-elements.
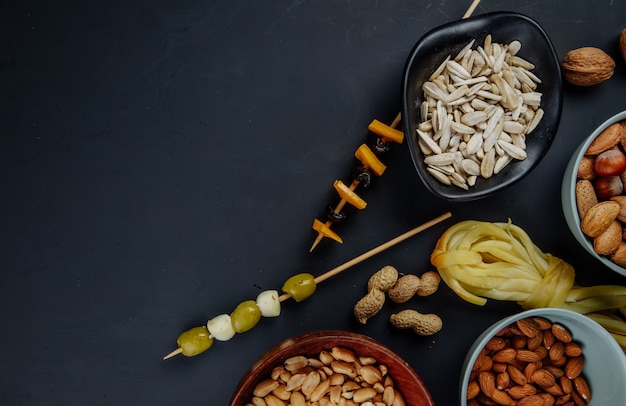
<box><xmin>561</xmin><ymin>110</ymin><xmax>626</xmax><ymax>278</ymax></box>
<box><xmin>459</xmin><ymin>308</ymin><xmax>626</xmax><ymax>405</ymax></box>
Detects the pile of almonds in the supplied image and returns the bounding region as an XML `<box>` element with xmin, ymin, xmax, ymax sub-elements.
<box><xmin>466</xmin><ymin>317</ymin><xmax>590</xmax><ymax>406</ymax></box>
<box><xmin>248</xmin><ymin>346</ymin><xmax>406</xmax><ymax>406</ymax></box>
<box><xmin>575</xmin><ymin>119</ymin><xmax>626</xmax><ymax>266</ymax></box>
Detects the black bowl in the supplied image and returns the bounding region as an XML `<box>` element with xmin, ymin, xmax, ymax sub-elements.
<box><xmin>401</xmin><ymin>12</ymin><xmax>563</xmax><ymax>201</ymax></box>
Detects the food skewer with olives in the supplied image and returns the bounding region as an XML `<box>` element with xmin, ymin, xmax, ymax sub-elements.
<box><xmin>162</xmin><ymin>212</ymin><xmax>451</xmax><ymax>360</ymax></box>
<box><xmin>309</xmin><ymin>114</ymin><xmax>405</xmax><ymax>252</ymax></box>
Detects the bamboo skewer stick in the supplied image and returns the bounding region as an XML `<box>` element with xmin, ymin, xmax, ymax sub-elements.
<box><xmin>463</xmin><ymin>0</ymin><xmax>482</xmax><ymax>19</ymax></box>
<box><xmin>164</xmin><ymin>0</ymin><xmax>480</xmax><ymax>361</ymax></box>
<box><xmin>309</xmin><ymin>112</ymin><xmax>402</xmax><ymax>252</ymax></box>
<box><xmin>309</xmin><ymin>0</ymin><xmax>480</xmax><ymax>252</ymax></box>
<box><xmin>163</xmin><ymin>347</ymin><xmax>183</xmax><ymax>360</ymax></box>
<box><xmin>282</xmin><ymin>211</ymin><xmax>451</xmax><ymax>302</ymax></box>
<box><xmin>164</xmin><ymin>211</ymin><xmax>452</xmax><ymax>359</ymax></box>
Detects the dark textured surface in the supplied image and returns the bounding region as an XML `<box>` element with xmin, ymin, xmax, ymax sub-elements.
<box><xmin>2</xmin><ymin>1</ymin><xmax>626</xmax><ymax>404</ymax></box>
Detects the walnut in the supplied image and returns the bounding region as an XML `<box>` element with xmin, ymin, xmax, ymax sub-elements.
<box><xmin>561</xmin><ymin>47</ymin><xmax>615</xmax><ymax>86</ymax></box>
<box><xmin>619</xmin><ymin>28</ymin><xmax>626</xmax><ymax>61</ymax></box>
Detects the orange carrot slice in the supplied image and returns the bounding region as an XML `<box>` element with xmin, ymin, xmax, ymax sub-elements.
<box><xmin>333</xmin><ymin>180</ymin><xmax>367</xmax><ymax>209</ymax></box>
<box><xmin>355</xmin><ymin>144</ymin><xmax>386</xmax><ymax>176</ymax></box>
<box><xmin>368</xmin><ymin>119</ymin><xmax>404</xmax><ymax>144</ymax></box>
<box><xmin>312</xmin><ymin>219</ymin><xmax>343</xmax><ymax>244</ymax></box>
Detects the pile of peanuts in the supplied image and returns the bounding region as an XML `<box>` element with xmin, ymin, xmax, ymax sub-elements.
<box><xmin>353</xmin><ymin>265</ymin><xmax>443</xmax><ymax>336</ymax></box>
<box><xmin>466</xmin><ymin>316</ymin><xmax>591</xmax><ymax>406</ymax></box>
<box><xmin>247</xmin><ymin>346</ymin><xmax>406</xmax><ymax>406</ymax></box>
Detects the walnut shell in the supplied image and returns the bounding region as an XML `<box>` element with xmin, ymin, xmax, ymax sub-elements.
<box><xmin>620</xmin><ymin>28</ymin><xmax>626</xmax><ymax>62</ymax></box>
<box><xmin>561</xmin><ymin>47</ymin><xmax>615</xmax><ymax>86</ymax></box>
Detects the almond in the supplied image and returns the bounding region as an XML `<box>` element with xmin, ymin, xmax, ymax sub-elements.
<box><xmin>551</xmin><ymin>324</ymin><xmax>573</xmax><ymax>344</ymax></box>
<box><xmin>479</xmin><ymin>371</ymin><xmax>496</xmax><ymax>397</ymax></box>
<box><xmin>544</xmin><ymin>383</ymin><xmax>565</xmax><ymax>396</ymax></box>
<box><xmin>564</xmin><ymin>356</ymin><xmax>584</xmax><ymax>379</ymax></box>
<box><xmin>580</xmin><ymin>200</ymin><xmax>621</xmax><ymax>237</ymax></box>
<box><xmin>516</xmin><ymin>394</ymin><xmax>545</xmax><ymax>406</ymax></box>
<box><xmin>486</xmin><ymin>336</ymin><xmax>507</xmax><ymax>351</ymax></box>
<box><xmin>575</xmin><ymin>179</ymin><xmax>598</xmax><ymax>219</ymax></box>
<box><xmin>555</xmin><ymin>393</ymin><xmax>572</xmax><ymax>405</ymax></box>
<box><xmin>493</xmin><ymin>348</ymin><xmax>517</xmax><ymax>363</ymax></box>
<box><xmin>490</xmin><ymin>388</ymin><xmax>514</xmax><ymax>405</ymax></box>
<box><xmin>560</xmin><ymin>375</ymin><xmax>573</xmax><ymax>395</ymax></box>
<box><xmin>508</xmin><ymin>384</ymin><xmax>537</xmax><ymax>399</ymax></box>
<box><xmin>561</xmin><ymin>47</ymin><xmax>616</xmax><ymax>86</ymax></box>
<box><xmin>586</xmin><ymin>122</ymin><xmax>623</xmax><ymax>155</ymax></box>
<box><xmin>507</xmin><ymin>365</ymin><xmax>528</xmax><ymax>386</ymax></box>
<box><xmin>543</xmin><ymin>330</ymin><xmax>556</xmax><ymax>349</ymax></box>
<box><xmin>516</xmin><ymin>318</ymin><xmax>541</xmax><ymax>338</ymax></box>
<box><xmin>611</xmin><ymin>242</ymin><xmax>626</xmax><ymax>266</ymax></box>
<box><xmin>517</xmin><ymin>349</ymin><xmax>541</xmax><ymax>363</ymax></box>
<box><xmin>564</xmin><ymin>342</ymin><xmax>582</xmax><ymax>358</ymax></box>
<box><xmin>531</xmin><ymin>369</ymin><xmax>556</xmax><ymax>388</ymax></box>
<box><xmin>549</xmin><ymin>341</ymin><xmax>565</xmax><ymax>361</ymax></box>
<box><xmin>593</xmin><ymin>220</ymin><xmax>622</xmax><ymax>255</ymax></box>
<box><xmin>496</xmin><ymin>371</ymin><xmax>509</xmax><ymax>390</ymax></box>
<box><xmin>466</xmin><ymin>380</ymin><xmax>480</xmax><ymax>399</ymax></box>
<box><xmin>577</xmin><ymin>156</ymin><xmax>596</xmax><ymax>180</ymax></box>
<box><xmin>573</xmin><ymin>376</ymin><xmax>592</xmax><ymax>401</ymax></box>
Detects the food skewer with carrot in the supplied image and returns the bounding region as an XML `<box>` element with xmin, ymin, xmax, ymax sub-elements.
<box><xmin>309</xmin><ymin>114</ymin><xmax>405</xmax><ymax>252</ymax></box>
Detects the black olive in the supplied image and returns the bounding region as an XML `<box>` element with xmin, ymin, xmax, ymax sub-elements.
<box><xmin>372</xmin><ymin>136</ymin><xmax>390</xmax><ymax>154</ymax></box>
<box><xmin>353</xmin><ymin>166</ymin><xmax>372</xmax><ymax>188</ymax></box>
<box><xmin>327</xmin><ymin>207</ymin><xmax>346</xmax><ymax>223</ymax></box>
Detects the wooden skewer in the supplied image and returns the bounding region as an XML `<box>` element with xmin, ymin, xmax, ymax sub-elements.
<box><xmin>163</xmin><ymin>347</ymin><xmax>183</xmax><ymax>360</ymax></box>
<box><xmin>463</xmin><ymin>0</ymin><xmax>481</xmax><ymax>19</ymax></box>
<box><xmin>308</xmin><ymin>0</ymin><xmax>479</xmax><ymax>253</ymax></box>
<box><xmin>282</xmin><ymin>211</ymin><xmax>451</xmax><ymax>302</ymax></box>
<box><xmin>164</xmin><ymin>0</ymin><xmax>480</xmax><ymax>360</ymax></box>
<box><xmin>309</xmin><ymin>112</ymin><xmax>402</xmax><ymax>252</ymax></box>
<box><xmin>164</xmin><ymin>212</ymin><xmax>452</xmax><ymax>359</ymax></box>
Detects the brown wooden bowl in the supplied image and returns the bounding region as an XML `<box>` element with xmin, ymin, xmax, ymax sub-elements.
<box><xmin>229</xmin><ymin>330</ymin><xmax>434</xmax><ymax>406</ymax></box>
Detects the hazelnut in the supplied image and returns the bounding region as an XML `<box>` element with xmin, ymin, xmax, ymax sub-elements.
<box><xmin>561</xmin><ymin>47</ymin><xmax>615</xmax><ymax>86</ymax></box>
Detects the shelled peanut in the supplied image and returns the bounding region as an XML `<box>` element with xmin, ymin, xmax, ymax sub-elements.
<box><xmin>575</xmin><ymin>120</ymin><xmax>626</xmax><ymax>266</ymax></box>
<box><xmin>248</xmin><ymin>346</ymin><xmax>406</xmax><ymax>406</ymax></box>
<box><xmin>466</xmin><ymin>317</ymin><xmax>591</xmax><ymax>406</ymax></box>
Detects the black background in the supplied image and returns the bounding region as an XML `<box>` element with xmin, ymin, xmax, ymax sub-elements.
<box><xmin>2</xmin><ymin>1</ymin><xmax>625</xmax><ymax>405</ymax></box>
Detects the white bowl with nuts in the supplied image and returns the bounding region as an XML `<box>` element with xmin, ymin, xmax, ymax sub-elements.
<box><xmin>229</xmin><ymin>330</ymin><xmax>434</xmax><ymax>406</ymax></box>
<box><xmin>459</xmin><ymin>308</ymin><xmax>626</xmax><ymax>406</ymax></box>
<box><xmin>402</xmin><ymin>12</ymin><xmax>563</xmax><ymax>201</ymax></box>
<box><xmin>561</xmin><ymin>110</ymin><xmax>626</xmax><ymax>277</ymax></box>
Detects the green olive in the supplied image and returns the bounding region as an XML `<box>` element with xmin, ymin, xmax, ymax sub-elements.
<box><xmin>282</xmin><ymin>273</ymin><xmax>317</xmax><ymax>302</ymax></box>
<box><xmin>176</xmin><ymin>326</ymin><xmax>214</xmax><ymax>357</ymax></box>
<box><xmin>230</xmin><ymin>300</ymin><xmax>262</xmax><ymax>333</ymax></box>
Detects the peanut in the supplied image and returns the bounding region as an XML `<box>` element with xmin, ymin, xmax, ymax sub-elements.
<box><xmin>389</xmin><ymin>309</ymin><xmax>443</xmax><ymax>336</ymax></box>
<box><xmin>248</xmin><ymin>346</ymin><xmax>406</xmax><ymax>406</ymax></box>
<box><xmin>353</xmin><ymin>266</ymin><xmax>398</xmax><ymax>324</ymax></box>
<box><xmin>387</xmin><ymin>271</ymin><xmax>441</xmax><ymax>303</ymax></box>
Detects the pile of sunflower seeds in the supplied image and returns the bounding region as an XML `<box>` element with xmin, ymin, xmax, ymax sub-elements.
<box><xmin>417</xmin><ymin>34</ymin><xmax>544</xmax><ymax>189</ymax></box>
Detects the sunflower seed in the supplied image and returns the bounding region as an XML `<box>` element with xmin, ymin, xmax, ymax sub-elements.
<box><xmin>497</xmin><ymin>139</ymin><xmax>527</xmax><ymax>160</ymax></box>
